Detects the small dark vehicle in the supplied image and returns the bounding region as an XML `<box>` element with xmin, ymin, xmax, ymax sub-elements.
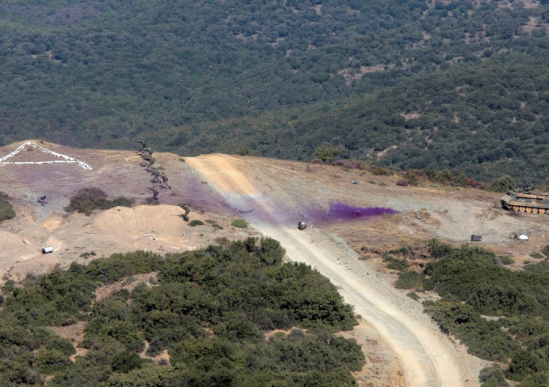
<box><xmin>298</xmin><ymin>222</ymin><xmax>307</xmax><ymax>230</ymax></box>
<box><xmin>470</xmin><ymin>235</ymin><xmax>482</xmax><ymax>242</ymax></box>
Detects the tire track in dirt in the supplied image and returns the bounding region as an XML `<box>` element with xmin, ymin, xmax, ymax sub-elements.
<box><xmin>187</xmin><ymin>154</ymin><xmax>469</xmax><ymax>387</ymax></box>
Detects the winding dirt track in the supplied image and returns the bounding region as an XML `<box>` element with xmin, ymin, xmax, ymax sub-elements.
<box><xmin>187</xmin><ymin>154</ymin><xmax>467</xmax><ymax>387</ymax></box>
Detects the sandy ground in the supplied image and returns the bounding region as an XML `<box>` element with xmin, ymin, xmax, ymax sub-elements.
<box><xmin>0</xmin><ymin>203</ymin><xmax>260</xmax><ymax>282</ymax></box>
<box><xmin>0</xmin><ymin>140</ymin><xmax>257</xmax><ymax>281</ymax></box>
<box><xmin>227</xmin><ymin>155</ymin><xmax>549</xmax><ymax>264</ymax></box>
<box><xmin>186</xmin><ymin>154</ymin><xmax>486</xmax><ymax>387</ymax></box>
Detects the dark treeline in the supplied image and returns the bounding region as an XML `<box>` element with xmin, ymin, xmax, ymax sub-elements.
<box><xmin>1</xmin><ymin>1</ymin><xmax>549</xmax><ymax>183</ymax></box>
<box><xmin>0</xmin><ymin>237</ymin><xmax>363</xmax><ymax>386</ymax></box>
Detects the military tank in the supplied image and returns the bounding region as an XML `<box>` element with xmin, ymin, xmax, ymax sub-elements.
<box><xmin>501</xmin><ymin>190</ymin><xmax>549</xmax><ymax>214</ymax></box>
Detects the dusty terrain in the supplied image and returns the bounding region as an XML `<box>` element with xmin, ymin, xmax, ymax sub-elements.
<box><xmin>0</xmin><ymin>140</ymin><xmax>256</xmax><ymax>281</ymax></box>
<box><xmin>2</xmin><ymin>141</ymin><xmax>548</xmax><ymax>386</ymax></box>
<box><xmin>187</xmin><ymin>154</ymin><xmax>485</xmax><ymax>387</ymax></box>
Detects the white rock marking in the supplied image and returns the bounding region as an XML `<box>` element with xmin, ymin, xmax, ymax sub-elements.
<box><xmin>0</xmin><ymin>142</ymin><xmax>92</xmax><ymax>170</ymax></box>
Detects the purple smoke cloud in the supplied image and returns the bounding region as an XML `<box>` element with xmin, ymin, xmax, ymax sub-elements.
<box><xmin>303</xmin><ymin>200</ymin><xmax>399</xmax><ymax>223</ymax></box>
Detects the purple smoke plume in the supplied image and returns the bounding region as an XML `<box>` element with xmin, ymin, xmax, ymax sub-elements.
<box><xmin>329</xmin><ymin>201</ymin><xmax>399</xmax><ymax>218</ymax></box>
<box><xmin>303</xmin><ymin>200</ymin><xmax>399</xmax><ymax>223</ymax></box>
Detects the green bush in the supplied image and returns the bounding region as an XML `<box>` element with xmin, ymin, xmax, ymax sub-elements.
<box><xmin>0</xmin><ymin>192</ymin><xmax>15</xmax><ymax>223</ymax></box>
<box><xmin>396</xmin><ymin>271</ymin><xmax>424</xmax><ymax>289</ymax></box>
<box><xmin>38</xmin><ymin>349</ymin><xmax>72</xmax><ymax>374</ymax></box>
<box><xmin>65</xmin><ymin>188</ymin><xmax>132</xmax><ymax>216</ymax></box>
<box><xmin>488</xmin><ymin>176</ymin><xmax>516</xmax><ymax>193</ymax></box>
<box><xmin>314</xmin><ymin>143</ymin><xmax>346</xmax><ymax>164</ymax></box>
<box><xmin>499</xmin><ymin>256</ymin><xmax>514</xmax><ymax>265</ymax></box>
<box><xmin>2</xmin><ymin>279</ymin><xmax>15</xmax><ymax>294</ymax></box>
<box><xmin>110</xmin><ymin>351</ymin><xmax>143</xmax><ymax>374</ymax></box>
<box><xmin>505</xmin><ymin>350</ymin><xmax>547</xmax><ymax>381</ymax></box>
<box><xmin>407</xmin><ymin>292</ymin><xmax>420</xmax><ymax>301</ymax></box>
<box><xmin>370</xmin><ymin>166</ymin><xmax>390</xmax><ymax>176</ymax></box>
<box><xmin>206</xmin><ymin>220</ymin><xmax>224</xmax><ymax>230</ymax></box>
<box><xmin>215</xmin><ymin>237</ymin><xmax>230</xmax><ymax>245</ymax></box>
<box><xmin>107</xmin><ymin>365</ymin><xmax>176</xmax><ymax>386</ymax></box>
<box><xmin>518</xmin><ymin>373</ymin><xmax>549</xmax><ymax>387</ymax></box>
<box><xmin>479</xmin><ymin>365</ymin><xmax>508</xmax><ymax>387</ymax></box>
<box><xmin>189</xmin><ymin>220</ymin><xmax>204</xmax><ymax>227</ymax></box>
<box><xmin>382</xmin><ymin>252</ymin><xmax>409</xmax><ymax>271</ymax></box>
<box><xmin>232</xmin><ymin>218</ymin><xmax>248</xmax><ymax>228</ymax></box>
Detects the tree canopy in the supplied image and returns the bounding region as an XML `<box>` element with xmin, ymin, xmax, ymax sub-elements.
<box><xmin>1</xmin><ymin>0</ymin><xmax>549</xmax><ymax>183</ymax></box>
<box><xmin>0</xmin><ymin>237</ymin><xmax>364</xmax><ymax>386</ymax></box>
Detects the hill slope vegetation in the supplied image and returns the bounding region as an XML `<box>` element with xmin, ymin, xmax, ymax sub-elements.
<box><xmin>0</xmin><ymin>237</ymin><xmax>364</xmax><ymax>386</ymax></box>
<box><xmin>2</xmin><ymin>0</ymin><xmax>549</xmax><ymax>183</ymax></box>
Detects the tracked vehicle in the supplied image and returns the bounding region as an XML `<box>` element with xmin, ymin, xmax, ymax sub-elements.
<box><xmin>501</xmin><ymin>190</ymin><xmax>549</xmax><ymax>213</ymax></box>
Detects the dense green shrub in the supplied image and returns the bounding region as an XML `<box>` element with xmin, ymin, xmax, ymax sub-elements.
<box><xmin>424</xmin><ymin>241</ymin><xmax>549</xmax><ymax>316</ymax></box>
<box><xmin>206</xmin><ymin>220</ymin><xmax>223</xmax><ymax>230</ymax></box>
<box><xmin>424</xmin><ymin>302</ymin><xmax>518</xmax><ymax>362</ymax></box>
<box><xmin>85</xmin><ymin>251</ymin><xmax>163</xmax><ymax>283</ymax></box>
<box><xmin>65</xmin><ymin>188</ymin><xmax>132</xmax><ymax>216</ymax></box>
<box><xmin>2</xmin><ymin>279</ymin><xmax>15</xmax><ymax>294</ymax></box>
<box><xmin>232</xmin><ymin>218</ymin><xmax>248</xmax><ymax>228</ymax></box>
<box><xmin>314</xmin><ymin>143</ymin><xmax>346</xmax><ymax>164</ymax></box>
<box><xmin>488</xmin><ymin>176</ymin><xmax>516</xmax><ymax>193</ymax></box>
<box><xmin>479</xmin><ymin>365</ymin><xmax>508</xmax><ymax>387</ymax></box>
<box><xmin>395</xmin><ymin>271</ymin><xmax>424</xmax><ymax>289</ymax></box>
<box><xmin>38</xmin><ymin>349</ymin><xmax>72</xmax><ymax>374</ymax></box>
<box><xmin>189</xmin><ymin>220</ymin><xmax>204</xmax><ymax>227</ymax></box>
<box><xmin>0</xmin><ymin>192</ymin><xmax>15</xmax><ymax>223</ymax></box>
<box><xmin>407</xmin><ymin>292</ymin><xmax>420</xmax><ymax>301</ymax></box>
<box><xmin>382</xmin><ymin>252</ymin><xmax>409</xmax><ymax>271</ymax></box>
<box><xmin>518</xmin><ymin>373</ymin><xmax>549</xmax><ymax>387</ymax></box>
<box><xmin>505</xmin><ymin>351</ymin><xmax>547</xmax><ymax>381</ymax></box>
<box><xmin>499</xmin><ymin>256</ymin><xmax>514</xmax><ymax>265</ymax></box>
<box><xmin>110</xmin><ymin>352</ymin><xmax>143</xmax><ymax>374</ymax></box>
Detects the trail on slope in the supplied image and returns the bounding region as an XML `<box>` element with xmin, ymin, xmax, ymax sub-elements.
<box><xmin>187</xmin><ymin>154</ymin><xmax>471</xmax><ymax>387</ymax></box>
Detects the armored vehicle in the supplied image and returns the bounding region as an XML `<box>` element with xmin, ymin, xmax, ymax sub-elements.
<box><xmin>501</xmin><ymin>190</ymin><xmax>549</xmax><ymax>213</ymax></box>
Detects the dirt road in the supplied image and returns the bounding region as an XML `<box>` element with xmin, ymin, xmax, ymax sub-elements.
<box><xmin>187</xmin><ymin>154</ymin><xmax>476</xmax><ymax>387</ymax></box>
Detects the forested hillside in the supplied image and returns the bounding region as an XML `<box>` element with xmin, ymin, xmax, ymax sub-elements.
<box><xmin>0</xmin><ymin>238</ymin><xmax>364</xmax><ymax>386</ymax></box>
<box><xmin>2</xmin><ymin>0</ymin><xmax>549</xmax><ymax>182</ymax></box>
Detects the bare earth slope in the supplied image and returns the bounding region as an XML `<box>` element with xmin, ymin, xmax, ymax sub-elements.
<box><xmin>186</xmin><ymin>154</ymin><xmax>479</xmax><ymax>387</ymax></box>
<box><xmin>0</xmin><ymin>141</ymin><xmax>254</xmax><ymax>281</ymax></box>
